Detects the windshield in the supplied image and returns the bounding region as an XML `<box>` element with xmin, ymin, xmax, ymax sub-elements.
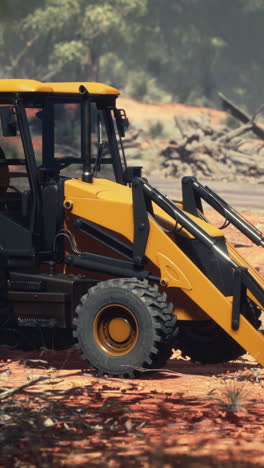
<box><xmin>49</xmin><ymin>100</ymin><xmax>126</xmax><ymax>181</ymax></box>
<box><xmin>0</xmin><ymin>98</ymin><xmax>127</xmax><ymax>184</ymax></box>
<box><xmin>0</xmin><ymin>106</ymin><xmax>43</xmax><ymax>192</ymax></box>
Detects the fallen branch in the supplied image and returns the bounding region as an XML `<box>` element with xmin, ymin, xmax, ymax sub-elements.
<box><xmin>0</xmin><ymin>367</ymin><xmax>140</xmax><ymax>401</ymax></box>
<box><xmin>218</xmin><ymin>92</ymin><xmax>264</xmax><ymax>140</ymax></box>
<box><xmin>161</xmin><ymin>102</ymin><xmax>264</xmax><ymax>181</ymax></box>
<box><xmin>217</xmin><ymin>122</ymin><xmax>253</xmax><ymax>143</ymax></box>
<box><xmin>0</xmin><ymin>371</ymin><xmax>87</xmax><ymax>400</ymax></box>
<box><xmin>0</xmin><ymin>376</ymin><xmax>45</xmax><ymax>400</ymax></box>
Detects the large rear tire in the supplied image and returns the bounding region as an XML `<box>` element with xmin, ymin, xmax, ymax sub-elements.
<box><xmin>176</xmin><ymin>299</ymin><xmax>262</xmax><ymax>364</ymax></box>
<box><xmin>73</xmin><ymin>278</ymin><xmax>178</xmax><ymax>377</ymax></box>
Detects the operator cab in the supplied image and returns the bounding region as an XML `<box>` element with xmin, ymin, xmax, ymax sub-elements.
<box><xmin>0</xmin><ymin>80</ymin><xmax>130</xmax><ymax>261</ymax></box>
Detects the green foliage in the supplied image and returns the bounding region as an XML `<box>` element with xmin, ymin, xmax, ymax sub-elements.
<box><xmin>51</xmin><ymin>41</ymin><xmax>86</xmax><ymax>70</ymax></box>
<box><xmin>149</xmin><ymin>121</ymin><xmax>164</xmax><ymax>139</ymax></box>
<box><xmin>125</xmin><ymin>71</ymin><xmax>171</xmax><ymax>103</ymax></box>
<box><xmin>0</xmin><ymin>1</ymin><xmax>264</xmax><ymax>109</ymax></box>
<box><xmin>208</xmin><ymin>380</ymin><xmax>249</xmax><ymax>413</ymax></box>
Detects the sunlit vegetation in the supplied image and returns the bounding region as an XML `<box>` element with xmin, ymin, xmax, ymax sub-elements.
<box><xmin>0</xmin><ymin>1</ymin><xmax>264</xmax><ymax>110</ymax></box>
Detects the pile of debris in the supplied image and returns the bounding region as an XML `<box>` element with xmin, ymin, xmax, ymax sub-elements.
<box><xmin>160</xmin><ymin>94</ymin><xmax>264</xmax><ymax>182</ymax></box>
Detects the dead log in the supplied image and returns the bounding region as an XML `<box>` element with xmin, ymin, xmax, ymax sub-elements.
<box><xmin>217</xmin><ymin>122</ymin><xmax>253</xmax><ymax>143</ymax></box>
<box><xmin>160</xmin><ymin>108</ymin><xmax>264</xmax><ymax>182</ymax></box>
<box><xmin>218</xmin><ymin>92</ymin><xmax>264</xmax><ymax>140</ymax></box>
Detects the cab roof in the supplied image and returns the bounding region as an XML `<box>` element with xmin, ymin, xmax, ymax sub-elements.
<box><xmin>0</xmin><ymin>79</ymin><xmax>120</xmax><ymax>96</ymax></box>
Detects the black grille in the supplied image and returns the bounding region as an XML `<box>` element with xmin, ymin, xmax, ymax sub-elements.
<box><xmin>8</xmin><ymin>280</ymin><xmax>46</xmax><ymax>292</ymax></box>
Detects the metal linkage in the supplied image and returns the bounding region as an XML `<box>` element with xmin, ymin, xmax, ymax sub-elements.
<box><xmin>79</xmin><ymin>85</ymin><xmax>93</xmax><ymax>183</ymax></box>
<box><xmin>182</xmin><ymin>176</ymin><xmax>264</xmax><ymax>247</ymax></box>
<box><xmin>138</xmin><ymin>177</ymin><xmax>264</xmax><ymax>329</ymax></box>
<box><xmin>131</xmin><ymin>178</ymin><xmax>150</xmax><ymax>266</ymax></box>
<box><xmin>141</xmin><ymin>178</ymin><xmax>238</xmax><ymax>269</ymax></box>
<box><xmin>73</xmin><ymin>218</ymin><xmax>135</xmax><ymax>260</ymax></box>
<box><xmin>64</xmin><ymin>253</ymin><xmax>158</xmax><ymax>281</ymax></box>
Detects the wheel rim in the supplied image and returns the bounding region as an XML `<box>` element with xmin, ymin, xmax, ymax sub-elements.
<box><xmin>93</xmin><ymin>304</ymin><xmax>139</xmax><ymax>356</ymax></box>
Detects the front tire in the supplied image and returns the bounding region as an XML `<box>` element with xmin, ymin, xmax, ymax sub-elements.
<box><xmin>73</xmin><ymin>278</ymin><xmax>178</xmax><ymax>377</ymax></box>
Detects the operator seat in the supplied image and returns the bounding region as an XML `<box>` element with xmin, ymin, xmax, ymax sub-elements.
<box><xmin>0</xmin><ymin>147</ymin><xmax>10</xmax><ymax>195</ymax></box>
<box><xmin>0</xmin><ymin>147</ymin><xmax>24</xmax><ymax>223</ymax></box>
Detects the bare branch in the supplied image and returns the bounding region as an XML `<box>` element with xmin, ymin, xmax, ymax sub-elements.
<box><xmin>9</xmin><ymin>35</ymin><xmax>38</xmax><ymax>73</ymax></box>
<box><xmin>252</xmin><ymin>103</ymin><xmax>264</xmax><ymax>121</ymax></box>
<box><xmin>218</xmin><ymin>92</ymin><xmax>264</xmax><ymax>140</ymax></box>
<box><xmin>42</xmin><ymin>68</ymin><xmax>60</xmax><ymax>82</ymax></box>
<box><xmin>217</xmin><ymin>122</ymin><xmax>253</xmax><ymax>143</ymax></box>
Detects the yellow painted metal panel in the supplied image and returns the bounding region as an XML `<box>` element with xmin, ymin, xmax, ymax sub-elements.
<box><xmin>65</xmin><ymin>178</ymin><xmax>224</xmax><ymax>238</ymax></box>
<box><xmin>156</xmin><ymin>252</ymin><xmax>192</xmax><ymax>289</ymax></box>
<box><xmin>45</xmin><ymin>82</ymin><xmax>120</xmax><ymax>95</ymax></box>
<box><xmin>0</xmin><ymin>79</ymin><xmax>53</xmax><ymax>93</ymax></box>
<box><xmin>0</xmin><ymin>79</ymin><xmax>120</xmax><ymax>95</ymax></box>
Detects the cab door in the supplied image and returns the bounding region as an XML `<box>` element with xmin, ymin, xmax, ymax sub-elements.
<box><xmin>0</xmin><ymin>103</ymin><xmax>40</xmax><ymax>257</ymax></box>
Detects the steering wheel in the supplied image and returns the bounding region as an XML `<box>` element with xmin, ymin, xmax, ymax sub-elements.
<box><xmin>55</xmin><ymin>156</ymin><xmax>82</xmax><ymax>170</ymax></box>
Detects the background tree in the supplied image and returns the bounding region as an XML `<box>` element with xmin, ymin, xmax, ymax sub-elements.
<box><xmin>0</xmin><ymin>0</ymin><xmax>264</xmax><ymax>110</ymax></box>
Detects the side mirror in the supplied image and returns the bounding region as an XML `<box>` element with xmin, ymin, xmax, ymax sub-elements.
<box><xmin>0</xmin><ymin>107</ymin><xmax>17</xmax><ymax>137</ymax></box>
<box><xmin>114</xmin><ymin>108</ymin><xmax>129</xmax><ymax>137</ymax></box>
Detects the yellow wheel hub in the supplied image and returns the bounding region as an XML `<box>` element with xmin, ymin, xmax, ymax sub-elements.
<box><xmin>108</xmin><ymin>317</ymin><xmax>131</xmax><ymax>343</ymax></box>
<box><xmin>94</xmin><ymin>304</ymin><xmax>138</xmax><ymax>356</ymax></box>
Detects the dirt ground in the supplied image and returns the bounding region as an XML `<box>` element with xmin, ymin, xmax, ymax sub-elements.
<box><xmin>0</xmin><ymin>208</ymin><xmax>264</xmax><ymax>468</ymax></box>
<box><xmin>118</xmin><ymin>97</ymin><xmax>226</xmax><ymax>126</ymax></box>
<box><xmin>0</xmin><ymin>347</ymin><xmax>263</xmax><ymax>467</ymax></box>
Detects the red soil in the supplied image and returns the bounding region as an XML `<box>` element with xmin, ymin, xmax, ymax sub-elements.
<box><xmin>0</xmin><ymin>346</ymin><xmax>263</xmax><ymax>467</ymax></box>
<box><xmin>118</xmin><ymin>97</ymin><xmax>226</xmax><ymax>126</ymax></box>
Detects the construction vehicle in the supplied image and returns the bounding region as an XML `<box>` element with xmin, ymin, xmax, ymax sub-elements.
<box><xmin>0</xmin><ymin>79</ymin><xmax>263</xmax><ymax>377</ymax></box>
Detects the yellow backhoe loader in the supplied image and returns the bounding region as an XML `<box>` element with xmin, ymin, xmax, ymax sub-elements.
<box><xmin>0</xmin><ymin>79</ymin><xmax>263</xmax><ymax>377</ymax></box>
